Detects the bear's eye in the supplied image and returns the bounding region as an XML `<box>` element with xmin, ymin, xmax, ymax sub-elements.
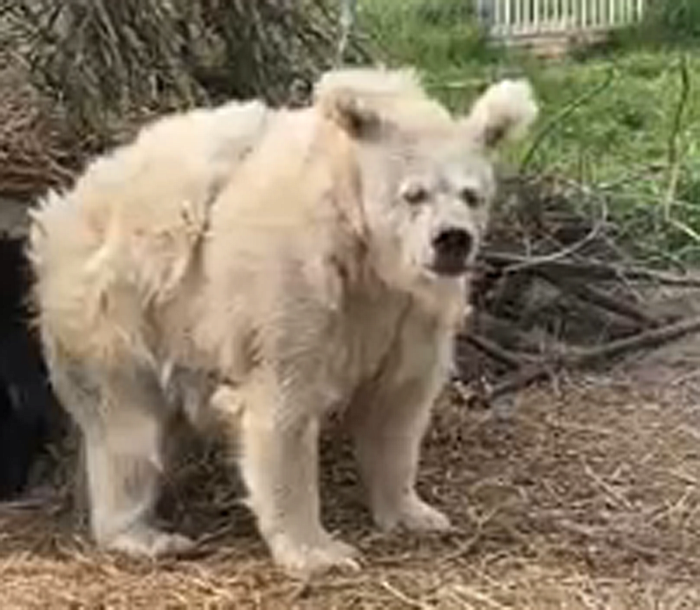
<box><xmin>459</xmin><ymin>187</ymin><xmax>481</xmax><ymax>209</ymax></box>
<box><xmin>401</xmin><ymin>183</ymin><xmax>430</xmax><ymax>206</ymax></box>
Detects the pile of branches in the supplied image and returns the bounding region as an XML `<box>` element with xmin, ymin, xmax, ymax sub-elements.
<box><xmin>456</xmin><ymin>172</ymin><xmax>700</xmax><ymax>407</ymax></box>
<box><xmin>0</xmin><ymin>0</ymin><xmax>366</xmax><ymax>200</ymax></box>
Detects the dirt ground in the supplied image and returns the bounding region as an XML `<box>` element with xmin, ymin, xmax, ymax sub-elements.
<box><xmin>2</xmin><ymin>329</ymin><xmax>700</xmax><ymax>609</ymax></box>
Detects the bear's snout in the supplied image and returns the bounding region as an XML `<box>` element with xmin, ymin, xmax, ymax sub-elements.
<box><xmin>430</xmin><ymin>227</ymin><xmax>474</xmax><ymax>276</ymax></box>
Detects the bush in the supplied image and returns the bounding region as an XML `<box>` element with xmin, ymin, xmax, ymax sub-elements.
<box><xmin>644</xmin><ymin>0</ymin><xmax>700</xmax><ymax>42</ymax></box>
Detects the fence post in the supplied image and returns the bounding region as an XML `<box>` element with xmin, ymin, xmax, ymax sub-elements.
<box><xmin>485</xmin><ymin>0</ymin><xmax>647</xmax><ymax>42</ymax></box>
<box><xmin>336</xmin><ymin>0</ymin><xmax>356</xmax><ymax>66</ymax></box>
<box><xmin>637</xmin><ymin>0</ymin><xmax>645</xmax><ymax>20</ymax></box>
<box><xmin>476</xmin><ymin>0</ymin><xmax>494</xmax><ymax>32</ymax></box>
<box><xmin>492</xmin><ymin>0</ymin><xmax>499</xmax><ymax>35</ymax></box>
<box><xmin>595</xmin><ymin>0</ymin><xmax>601</xmax><ymax>28</ymax></box>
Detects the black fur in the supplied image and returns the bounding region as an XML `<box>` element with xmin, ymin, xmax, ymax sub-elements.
<box><xmin>0</xmin><ymin>235</ymin><xmax>62</xmax><ymax>500</ymax></box>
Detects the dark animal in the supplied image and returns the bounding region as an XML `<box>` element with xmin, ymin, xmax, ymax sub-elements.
<box><xmin>0</xmin><ymin>235</ymin><xmax>61</xmax><ymax>500</ymax></box>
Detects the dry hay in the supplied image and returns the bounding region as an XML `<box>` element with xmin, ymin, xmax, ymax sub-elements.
<box><xmin>2</xmin><ymin>323</ymin><xmax>700</xmax><ymax>609</ymax></box>
<box><xmin>0</xmin><ymin>0</ymin><xmax>364</xmax><ymax>203</ymax></box>
<box><xmin>1</xmin><ymin>0</ymin><xmax>353</xmax><ymax>116</ymax></box>
<box><xmin>0</xmin><ymin>65</ymin><xmax>76</xmax><ymax>203</ymax></box>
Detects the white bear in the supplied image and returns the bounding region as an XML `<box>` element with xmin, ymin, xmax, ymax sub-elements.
<box><xmin>29</xmin><ymin>67</ymin><xmax>538</xmax><ymax>576</ymax></box>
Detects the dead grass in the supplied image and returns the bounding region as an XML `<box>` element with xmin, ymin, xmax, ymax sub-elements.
<box><xmin>2</xmin><ymin>333</ymin><xmax>700</xmax><ymax>609</ymax></box>
<box><xmin>0</xmin><ymin>0</ymin><xmax>367</xmax><ymax>202</ymax></box>
<box><xmin>0</xmin><ymin>65</ymin><xmax>77</xmax><ymax>201</ymax></box>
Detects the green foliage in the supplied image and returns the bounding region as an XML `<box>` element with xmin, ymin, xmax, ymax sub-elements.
<box><xmin>358</xmin><ymin>0</ymin><xmax>700</xmax><ymax>264</ymax></box>
<box><xmin>603</xmin><ymin>0</ymin><xmax>700</xmax><ymax>51</ymax></box>
<box><xmin>642</xmin><ymin>0</ymin><xmax>700</xmax><ymax>42</ymax></box>
<box><xmin>358</xmin><ymin>0</ymin><xmax>497</xmax><ymax>72</ymax></box>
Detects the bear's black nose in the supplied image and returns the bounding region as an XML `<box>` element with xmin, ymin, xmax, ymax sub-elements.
<box><xmin>431</xmin><ymin>228</ymin><xmax>474</xmax><ymax>276</ymax></box>
<box><xmin>432</xmin><ymin>228</ymin><xmax>473</xmax><ymax>260</ymax></box>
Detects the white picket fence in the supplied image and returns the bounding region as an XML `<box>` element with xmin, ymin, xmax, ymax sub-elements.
<box><xmin>477</xmin><ymin>0</ymin><xmax>647</xmax><ymax>39</ymax></box>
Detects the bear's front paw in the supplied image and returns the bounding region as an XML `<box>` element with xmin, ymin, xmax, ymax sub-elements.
<box><xmin>105</xmin><ymin>525</ymin><xmax>196</xmax><ymax>559</ymax></box>
<box><xmin>374</xmin><ymin>495</ymin><xmax>452</xmax><ymax>533</ymax></box>
<box><xmin>270</xmin><ymin>534</ymin><xmax>361</xmax><ymax>577</ymax></box>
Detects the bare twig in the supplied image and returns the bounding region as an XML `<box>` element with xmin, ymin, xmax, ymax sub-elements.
<box><xmin>662</xmin><ymin>54</ymin><xmax>691</xmax><ymax>221</ymax></box>
<box><xmin>493</xmin><ymin>198</ymin><xmax>608</xmax><ymax>274</ymax></box>
<box><xmin>463</xmin><ymin>333</ymin><xmax>522</xmax><ymax>369</ymax></box>
<box><xmin>536</xmin><ymin>270</ymin><xmax>662</xmax><ymax>328</ymax></box>
<box><xmin>520</xmin><ymin>67</ymin><xmax>616</xmax><ymax>171</ymax></box>
<box><xmin>476</xmin><ymin>315</ymin><xmax>700</xmax><ymax>403</ymax></box>
<box><xmin>571</xmin><ymin>315</ymin><xmax>700</xmax><ymax>363</ymax></box>
<box><xmin>481</xmin><ymin>251</ymin><xmax>700</xmax><ymax>287</ymax></box>
<box><xmin>336</xmin><ymin>0</ymin><xmax>357</xmax><ymax>66</ymax></box>
<box><xmin>380</xmin><ymin>580</ymin><xmax>436</xmax><ymax>610</ymax></box>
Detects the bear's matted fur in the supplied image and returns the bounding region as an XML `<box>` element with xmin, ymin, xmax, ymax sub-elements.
<box><xmin>28</xmin><ymin>67</ymin><xmax>538</xmax><ymax>575</ymax></box>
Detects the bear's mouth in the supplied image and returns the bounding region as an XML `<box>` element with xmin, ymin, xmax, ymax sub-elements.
<box><xmin>428</xmin><ymin>259</ymin><xmax>470</xmax><ymax>277</ymax></box>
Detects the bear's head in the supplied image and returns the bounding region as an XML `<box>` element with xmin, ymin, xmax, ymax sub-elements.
<box><xmin>315</xmin><ymin>68</ymin><xmax>538</xmax><ymax>308</ymax></box>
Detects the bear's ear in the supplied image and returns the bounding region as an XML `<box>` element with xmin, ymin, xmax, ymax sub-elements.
<box><xmin>317</xmin><ymin>88</ymin><xmax>382</xmax><ymax>139</ymax></box>
<box><xmin>314</xmin><ymin>68</ymin><xmax>425</xmax><ymax>139</ymax></box>
<box><xmin>462</xmin><ymin>79</ymin><xmax>539</xmax><ymax>149</ymax></box>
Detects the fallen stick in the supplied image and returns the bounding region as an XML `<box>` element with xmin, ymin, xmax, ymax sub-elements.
<box><xmin>462</xmin><ymin>333</ymin><xmax>522</xmax><ymax>369</ymax></box>
<box><xmin>571</xmin><ymin>314</ymin><xmax>700</xmax><ymax>364</ymax></box>
<box><xmin>462</xmin><ymin>311</ymin><xmax>554</xmax><ymax>356</ymax></box>
<box><xmin>481</xmin><ymin>251</ymin><xmax>700</xmax><ymax>288</ymax></box>
<box><xmin>471</xmin><ymin>314</ymin><xmax>700</xmax><ymax>404</ymax></box>
<box><xmin>537</xmin><ymin>269</ymin><xmax>662</xmax><ymax>328</ymax></box>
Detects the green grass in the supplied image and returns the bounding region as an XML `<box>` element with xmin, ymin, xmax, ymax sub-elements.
<box><xmin>638</xmin><ymin>0</ymin><xmax>700</xmax><ymax>44</ymax></box>
<box><xmin>358</xmin><ymin>0</ymin><xmax>492</xmax><ymax>72</ymax></box>
<box><xmin>525</xmin><ymin>52</ymin><xmax>700</xmax><ymax>262</ymax></box>
<box><xmin>358</xmin><ymin>0</ymin><xmax>700</xmax><ymax>264</ymax></box>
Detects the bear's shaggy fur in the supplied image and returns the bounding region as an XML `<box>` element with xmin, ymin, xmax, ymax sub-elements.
<box><xmin>28</xmin><ymin>67</ymin><xmax>538</xmax><ymax>575</ymax></box>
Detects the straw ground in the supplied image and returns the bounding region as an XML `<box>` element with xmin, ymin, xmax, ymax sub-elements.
<box><xmin>2</xmin><ymin>312</ymin><xmax>700</xmax><ymax>608</ymax></box>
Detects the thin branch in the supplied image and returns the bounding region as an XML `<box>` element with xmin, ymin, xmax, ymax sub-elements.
<box><xmin>481</xmin><ymin>251</ymin><xmax>700</xmax><ymax>288</ymax></box>
<box><xmin>662</xmin><ymin>53</ymin><xmax>691</xmax><ymax>220</ymax></box>
<box><xmin>336</xmin><ymin>0</ymin><xmax>357</xmax><ymax>67</ymax></box>
<box><xmin>379</xmin><ymin>580</ymin><xmax>436</xmax><ymax>610</ymax></box>
<box><xmin>463</xmin><ymin>333</ymin><xmax>522</xmax><ymax>369</ymax></box>
<box><xmin>476</xmin><ymin>315</ymin><xmax>700</xmax><ymax>404</ymax></box>
<box><xmin>491</xmin><ymin>195</ymin><xmax>608</xmax><ymax>274</ymax></box>
<box><xmin>536</xmin><ymin>269</ymin><xmax>662</xmax><ymax>328</ymax></box>
<box><xmin>520</xmin><ymin>67</ymin><xmax>616</xmax><ymax>171</ymax></box>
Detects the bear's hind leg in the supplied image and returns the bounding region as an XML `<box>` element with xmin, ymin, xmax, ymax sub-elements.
<box><xmin>51</xmin><ymin>357</ymin><xmax>194</xmax><ymax>558</ymax></box>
